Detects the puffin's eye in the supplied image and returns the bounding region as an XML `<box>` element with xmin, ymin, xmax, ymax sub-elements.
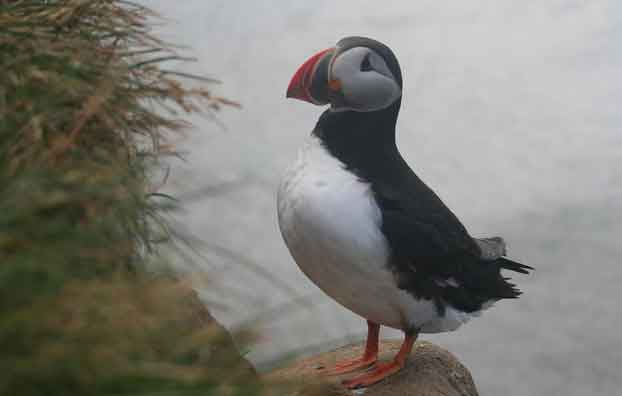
<box><xmin>360</xmin><ymin>53</ymin><xmax>373</xmax><ymax>72</ymax></box>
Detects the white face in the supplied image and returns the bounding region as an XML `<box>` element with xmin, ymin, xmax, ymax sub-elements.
<box><xmin>329</xmin><ymin>46</ymin><xmax>402</xmax><ymax>112</ymax></box>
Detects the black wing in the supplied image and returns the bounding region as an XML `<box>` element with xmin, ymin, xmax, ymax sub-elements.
<box><xmin>372</xmin><ymin>164</ymin><xmax>532</xmax><ymax>314</ymax></box>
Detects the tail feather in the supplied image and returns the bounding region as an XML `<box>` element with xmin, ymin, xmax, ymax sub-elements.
<box><xmin>491</xmin><ymin>257</ymin><xmax>533</xmax><ymax>299</ymax></box>
<box><xmin>497</xmin><ymin>257</ymin><xmax>533</xmax><ymax>275</ymax></box>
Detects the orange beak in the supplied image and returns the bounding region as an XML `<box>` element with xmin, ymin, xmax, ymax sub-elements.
<box><xmin>286</xmin><ymin>47</ymin><xmax>334</xmax><ymax>104</ymax></box>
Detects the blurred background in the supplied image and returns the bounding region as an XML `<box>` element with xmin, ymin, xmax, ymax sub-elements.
<box><xmin>148</xmin><ymin>2</ymin><xmax>622</xmax><ymax>395</ymax></box>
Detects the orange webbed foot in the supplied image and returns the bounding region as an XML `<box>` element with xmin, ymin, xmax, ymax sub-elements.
<box><xmin>323</xmin><ymin>355</ymin><xmax>378</xmax><ymax>376</ymax></box>
<box><xmin>323</xmin><ymin>320</ymin><xmax>380</xmax><ymax>376</ymax></box>
<box><xmin>341</xmin><ymin>360</ymin><xmax>404</xmax><ymax>388</ymax></box>
<box><xmin>343</xmin><ymin>331</ymin><xmax>417</xmax><ymax>389</ymax></box>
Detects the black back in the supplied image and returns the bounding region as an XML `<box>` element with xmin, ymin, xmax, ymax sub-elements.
<box><xmin>314</xmin><ymin>98</ymin><xmax>531</xmax><ymax>315</ymax></box>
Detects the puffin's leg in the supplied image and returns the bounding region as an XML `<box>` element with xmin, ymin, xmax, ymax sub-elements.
<box><xmin>342</xmin><ymin>330</ymin><xmax>418</xmax><ymax>389</ymax></box>
<box><xmin>324</xmin><ymin>320</ymin><xmax>380</xmax><ymax>375</ymax></box>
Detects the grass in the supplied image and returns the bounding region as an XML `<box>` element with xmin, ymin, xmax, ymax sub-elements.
<box><xmin>0</xmin><ymin>1</ymin><xmax>274</xmax><ymax>395</ymax></box>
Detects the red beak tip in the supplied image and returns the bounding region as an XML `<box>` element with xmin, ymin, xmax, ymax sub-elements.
<box><xmin>286</xmin><ymin>47</ymin><xmax>334</xmax><ymax>104</ymax></box>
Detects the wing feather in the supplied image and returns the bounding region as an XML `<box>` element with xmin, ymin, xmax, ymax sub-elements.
<box><xmin>372</xmin><ymin>172</ymin><xmax>532</xmax><ymax>314</ymax></box>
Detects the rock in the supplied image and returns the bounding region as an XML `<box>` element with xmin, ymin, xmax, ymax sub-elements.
<box><xmin>267</xmin><ymin>340</ymin><xmax>479</xmax><ymax>396</ymax></box>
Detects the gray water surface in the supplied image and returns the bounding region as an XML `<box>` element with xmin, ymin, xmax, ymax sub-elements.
<box><xmin>148</xmin><ymin>2</ymin><xmax>622</xmax><ymax>395</ymax></box>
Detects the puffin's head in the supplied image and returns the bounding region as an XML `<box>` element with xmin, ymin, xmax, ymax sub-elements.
<box><xmin>286</xmin><ymin>36</ymin><xmax>402</xmax><ymax>112</ymax></box>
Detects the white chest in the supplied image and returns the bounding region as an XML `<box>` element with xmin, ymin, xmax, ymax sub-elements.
<box><xmin>277</xmin><ymin>136</ymin><xmax>404</xmax><ymax>326</ymax></box>
<box><xmin>277</xmin><ymin>136</ymin><xmax>388</xmax><ymax>266</ymax></box>
<box><xmin>277</xmin><ymin>136</ymin><xmax>476</xmax><ymax>333</ymax></box>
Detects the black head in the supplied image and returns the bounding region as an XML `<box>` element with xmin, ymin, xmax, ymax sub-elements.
<box><xmin>286</xmin><ymin>36</ymin><xmax>403</xmax><ymax>113</ymax></box>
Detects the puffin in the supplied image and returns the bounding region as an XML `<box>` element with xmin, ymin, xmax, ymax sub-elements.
<box><xmin>277</xmin><ymin>36</ymin><xmax>532</xmax><ymax>389</ymax></box>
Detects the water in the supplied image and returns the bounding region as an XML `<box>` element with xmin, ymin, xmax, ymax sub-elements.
<box><xmin>147</xmin><ymin>2</ymin><xmax>622</xmax><ymax>395</ymax></box>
